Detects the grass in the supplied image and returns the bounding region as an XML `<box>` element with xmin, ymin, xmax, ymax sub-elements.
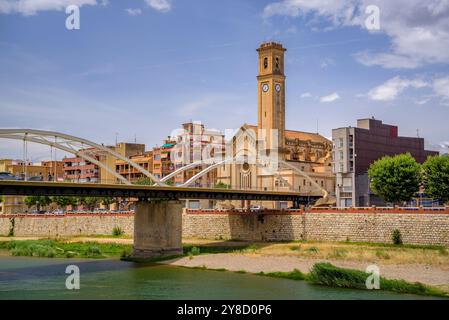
<box><xmin>308</xmin><ymin>262</ymin><xmax>447</xmax><ymax>298</ymax></box>
<box><xmin>112</xmin><ymin>226</ymin><xmax>124</xmax><ymax>237</ymax></box>
<box><xmin>0</xmin><ymin>240</ymin><xmax>131</xmax><ymax>259</ymax></box>
<box><xmin>245</xmin><ymin>241</ymin><xmax>449</xmax><ymax>266</ymax></box>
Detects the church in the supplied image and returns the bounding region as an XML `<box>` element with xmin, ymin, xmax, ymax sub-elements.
<box><xmin>217</xmin><ymin>42</ymin><xmax>335</xmax><ymax>208</ymax></box>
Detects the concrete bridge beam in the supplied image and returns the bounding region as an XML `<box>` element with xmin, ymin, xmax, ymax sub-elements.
<box><xmin>132</xmin><ymin>199</ymin><xmax>183</xmax><ymax>259</ymax></box>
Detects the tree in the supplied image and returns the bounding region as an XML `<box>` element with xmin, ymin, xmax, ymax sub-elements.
<box><xmin>368</xmin><ymin>153</ymin><xmax>421</xmax><ymax>204</ymax></box>
<box><xmin>78</xmin><ymin>197</ymin><xmax>99</xmax><ymax>211</ymax></box>
<box><xmin>100</xmin><ymin>197</ymin><xmax>115</xmax><ymax>206</ymax></box>
<box><xmin>215</xmin><ymin>182</ymin><xmax>230</xmax><ymax>189</ymax></box>
<box><xmin>422</xmin><ymin>154</ymin><xmax>449</xmax><ymax>204</ymax></box>
<box><xmin>134</xmin><ymin>177</ymin><xmax>153</xmax><ymax>185</ymax></box>
<box><xmin>24</xmin><ymin>196</ymin><xmax>52</xmax><ymax>211</ymax></box>
<box><xmin>50</xmin><ymin>196</ymin><xmax>78</xmax><ymax>209</ymax></box>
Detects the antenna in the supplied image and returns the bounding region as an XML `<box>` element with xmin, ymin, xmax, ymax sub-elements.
<box><xmin>416</xmin><ymin>129</ymin><xmax>420</xmax><ymax>138</ymax></box>
<box><xmin>316</xmin><ymin>119</ymin><xmax>319</xmax><ymax>134</ymax></box>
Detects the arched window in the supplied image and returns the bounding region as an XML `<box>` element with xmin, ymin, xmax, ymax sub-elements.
<box><xmin>275</xmin><ymin>57</ymin><xmax>280</xmax><ymax>70</ymax></box>
<box><xmin>263</xmin><ymin>57</ymin><xmax>268</xmax><ymax>69</ymax></box>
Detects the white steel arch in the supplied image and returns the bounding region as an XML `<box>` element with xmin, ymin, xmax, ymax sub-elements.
<box><xmin>0</xmin><ymin>129</ymin><xmax>165</xmax><ymax>186</ymax></box>
<box><xmin>278</xmin><ymin>160</ymin><xmax>328</xmax><ymax>199</ymax></box>
<box><xmin>164</xmin><ymin>157</ymin><xmax>292</xmax><ymax>188</ymax></box>
<box><xmin>0</xmin><ymin>134</ymin><xmax>130</xmax><ymax>184</ymax></box>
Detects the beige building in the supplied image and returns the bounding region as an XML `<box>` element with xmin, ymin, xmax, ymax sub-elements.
<box><xmin>0</xmin><ymin>159</ymin><xmax>64</xmax><ymax>214</ymax></box>
<box><xmin>217</xmin><ymin>42</ymin><xmax>335</xmax><ymax>208</ymax></box>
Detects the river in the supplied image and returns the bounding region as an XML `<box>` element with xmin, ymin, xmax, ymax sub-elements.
<box><xmin>0</xmin><ymin>256</ymin><xmax>441</xmax><ymax>300</ymax></box>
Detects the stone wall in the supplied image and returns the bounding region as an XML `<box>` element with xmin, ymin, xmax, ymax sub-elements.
<box><xmin>1</xmin><ymin>208</ymin><xmax>449</xmax><ymax>246</ymax></box>
<box><xmin>182</xmin><ymin>208</ymin><xmax>449</xmax><ymax>246</ymax></box>
<box><xmin>0</xmin><ymin>214</ymin><xmax>134</xmax><ymax>238</ymax></box>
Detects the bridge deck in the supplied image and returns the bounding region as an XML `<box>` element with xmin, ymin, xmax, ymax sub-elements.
<box><xmin>0</xmin><ymin>181</ymin><xmax>320</xmax><ymax>202</ymax></box>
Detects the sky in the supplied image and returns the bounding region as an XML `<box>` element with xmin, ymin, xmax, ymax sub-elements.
<box><xmin>1</xmin><ymin>0</ymin><xmax>449</xmax><ymax>162</ymax></box>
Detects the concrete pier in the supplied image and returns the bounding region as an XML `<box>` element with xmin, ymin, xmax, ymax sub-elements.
<box><xmin>132</xmin><ymin>199</ymin><xmax>183</xmax><ymax>259</ymax></box>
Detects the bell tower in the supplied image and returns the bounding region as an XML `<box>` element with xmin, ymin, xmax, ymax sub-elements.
<box><xmin>257</xmin><ymin>42</ymin><xmax>286</xmax><ymax>155</ymax></box>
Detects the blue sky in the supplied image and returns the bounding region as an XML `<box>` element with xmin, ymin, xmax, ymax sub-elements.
<box><xmin>1</xmin><ymin>0</ymin><xmax>449</xmax><ymax>161</ymax></box>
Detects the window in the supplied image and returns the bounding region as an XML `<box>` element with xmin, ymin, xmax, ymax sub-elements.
<box><xmin>339</xmin><ymin>138</ymin><xmax>344</xmax><ymax>148</ymax></box>
<box><xmin>263</xmin><ymin>57</ymin><xmax>268</xmax><ymax>69</ymax></box>
<box><xmin>339</xmin><ymin>151</ymin><xmax>344</xmax><ymax>160</ymax></box>
<box><xmin>340</xmin><ymin>162</ymin><xmax>344</xmax><ymax>172</ymax></box>
<box><xmin>275</xmin><ymin>57</ymin><xmax>280</xmax><ymax>70</ymax></box>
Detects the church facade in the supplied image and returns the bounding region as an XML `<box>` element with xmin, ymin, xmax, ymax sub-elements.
<box><xmin>217</xmin><ymin>42</ymin><xmax>335</xmax><ymax>208</ymax></box>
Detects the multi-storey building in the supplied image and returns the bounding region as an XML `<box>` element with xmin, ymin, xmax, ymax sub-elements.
<box><xmin>170</xmin><ymin>122</ymin><xmax>224</xmax><ymax>186</ymax></box>
<box><xmin>63</xmin><ymin>143</ymin><xmax>146</xmax><ymax>184</ymax></box>
<box><xmin>0</xmin><ymin>159</ymin><xmax>64</xmax><ymax>214</ymax></box>
<box><xmin>63</xmin><ymin>149</ymin><xmax>101</xmax><ymax>183</ymax></box>
<box><xmin>115</xmin><ymin>151</ymin><xmax>153</xmax><ymax>183</ymax></box>
<box><xmin>332</xmin><ymin>118</ymin><xmax>438</xmax><ymax>207</ymax></box>
<box><xmin>152</xmin><ymin>139</ymin><xmax>176</xmax><ymax>181</ymax></box>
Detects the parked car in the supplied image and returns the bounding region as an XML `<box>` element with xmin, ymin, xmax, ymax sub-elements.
<box><xmin>52</xmin><ymin>209</ymin><xmax>65</xmax><ymax>215</ymax></box>
<box><xmin>28</xmin><ymin>175</ymin><xmax>44</xmax><ymax>181</ymax></box>
<box><xmin>249</xmin><ymin>205</ymin><xmax>265</xmax><ymax>212</ymax></box>
<box><xmin>0</xmin><ymin>172</ymin><xmax>18</xmax><ymax>180</ymax></box>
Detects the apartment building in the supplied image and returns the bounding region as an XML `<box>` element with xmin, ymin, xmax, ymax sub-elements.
<box><xmin>332</xmin><ymin>118</ymin><xmax>438</xmax><ymax>207</ymax></box>
<box><xmin>171</xmin><ymin>122</ymin><xmax>224</xmax><ymax>186</ymax></box>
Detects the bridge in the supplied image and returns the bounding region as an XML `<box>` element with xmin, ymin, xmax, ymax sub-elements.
<box><xmin>0</xmin><ymin>180</ymin><xmax>319</xmax><ymax>259</ymax></box>
<box><xmin>0</xmin><ymin>128</ymin><xmax>325</xmax><ymax>259</ymax></box>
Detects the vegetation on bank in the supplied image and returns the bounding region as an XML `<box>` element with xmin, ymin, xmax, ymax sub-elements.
<box><xmin>0</xmin><ymin>240</ymin><xmax>131</xmax><ymax>259</ymax></box>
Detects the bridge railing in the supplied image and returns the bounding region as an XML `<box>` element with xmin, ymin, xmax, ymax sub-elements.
<box><xmin>2</xmin><ymin>178</ymin><xmax>322</xmax><ymax>195</ymax></box>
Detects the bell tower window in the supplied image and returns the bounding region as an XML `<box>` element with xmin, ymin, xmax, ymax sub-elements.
<box><xmin>263</xmin><ymin>57</ymin><xmax>268</xmax><ymax>69</ymax></box>
<box><xmin>275</xmin><ymin>57</ymin><xmax>280</xmax><ymax>70</ymax></box>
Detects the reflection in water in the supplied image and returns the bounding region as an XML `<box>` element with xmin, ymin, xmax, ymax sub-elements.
<box><xmin>0</xmin><ymin>256</ymin><xmax>440</xmax><ymax>300</ymax></box>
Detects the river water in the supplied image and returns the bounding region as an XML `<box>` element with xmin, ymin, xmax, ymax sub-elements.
<box><xmin>0</xmin><ymin>256</ymin><xmax>441</xmax><ymax>300</ymax></box>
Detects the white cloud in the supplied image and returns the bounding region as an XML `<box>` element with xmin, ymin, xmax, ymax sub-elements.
<box><xmin>144</xmin><ymin>0</ymin><xmax>171</xmax><ymax>13</ymax></box>
<box><xmin>263</xmin><ymin>0</ymin><xmax>449</xmax><ymax>69</ymax></box>
<box><xmin>367</xmin><ymin>76</ymin><xmax>428</xmax><ymax>101</ymax></box>
<box><xmin>0</xmin><ymin>0</ymin><xmax>99</xmax><ymax>15</ymax></box>
<box><xmin>126</xmin><ymin>8</ymin><xmax>142</xmax><ymax>16</ymax></box>
<box><xmin>432</xmin><ymin>76</ymin><xmax>449</xmax><ymax>100</ymax></box>
<box><xmin>355</xmin><ymin>52</ymin><xmax>421</xmax><ymax>69</ymax></box>
<box><xmin>320</xmin><ymin>92</ymin><xmax>340</xmax><ymax>103</ymax></box>
<box><xmin>300</xmin><ymin>92</ymin><xmax>312</xmax><ymax>98</ymax></box>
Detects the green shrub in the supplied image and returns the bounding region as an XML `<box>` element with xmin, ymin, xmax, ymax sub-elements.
<box><xmin>309</xmin><ymin>263</ymin><xmax>368</xmax><ymax>290</ymax></box>
<box><xmin>112</xmin><ymin>226</ymin><xmax>124</xmax><ymax>237</ymax></box>
<box><xmin>85</xmin><ymin>245</ymin><xmax>102</xmax><ymax>257</ymax></box>
<box><xmin>190</xmin><ymin>246</ymin><xmax>201</xmax><ymax>256</ymax></box>
<box><xmin>308</xmin><ymin>262</ymin><xmax>446</xmax><ymax>297</ymax></box>
<box><xmin>392</xmin><ymin>229</ymin><xmax>403</xmax><ymax>245</ymax></box>
<box><xmin>120</xmin><ymin>247</ymin><xmax>132</xmax><ymax>259</ymax></box>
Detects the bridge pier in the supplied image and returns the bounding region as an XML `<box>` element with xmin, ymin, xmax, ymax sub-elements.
<box><xmin>132</xmin><ymin>199</ymin><xmax>183</xmax><ymax>259</ymax></box>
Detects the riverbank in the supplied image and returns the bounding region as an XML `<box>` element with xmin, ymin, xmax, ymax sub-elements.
<box><xmin>1</xmin><ymin>236</ymin><xmax>448</xmax><ymax>297</ymax></box>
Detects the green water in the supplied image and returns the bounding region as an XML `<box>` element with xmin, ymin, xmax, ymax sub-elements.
<box><xmin>0</xmin><ymin>256</ymin><xmax>441</xmax><ymax>300</ymax></box>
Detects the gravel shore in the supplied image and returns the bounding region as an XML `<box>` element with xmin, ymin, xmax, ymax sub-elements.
<box><xmin>160</xmin><ymin>253</ymin><xmax>449</xmax><ymax>287</ymax></box>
